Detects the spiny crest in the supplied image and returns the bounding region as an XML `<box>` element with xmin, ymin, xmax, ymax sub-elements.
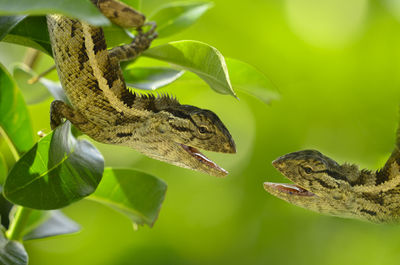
<box><xmin>341</xmin><ymin>163</ymin><xmax>359</xmax><ymax>172</ymax></box>
<box><xmin>138</xmin><ymin>91</ymin><xmax>179</xmax><ymax>105</ymax></box>
<box><xmin>125</xmin><ymin>86</ymin><xmax>179</xmax><ymax>104</ymax></box>
<box><xmin>361</xmin><ymin>168</ymin><xmax>373</xmax><ymax>175</ymax></box>
<box><xmin>125</xmin><ymin>89</ymin><xmax>180</xmax><ymax>111</ymax></box>
<box><xmin>351</xmin><ymin>168</ymin><xmax>374</xmax><ymax>186</ymax></box>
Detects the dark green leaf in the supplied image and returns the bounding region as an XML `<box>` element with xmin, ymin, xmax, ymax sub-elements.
<box><xmin>4</xmin><ymin>122</ymin><xmax>104</xmax><ymax>210</ymax></box>
<box><xmin>144</xmin><ymin>40</ymin><xmax>236</xmax><ymax>98</ymax></box>
<box><xmin>124</xmin><ymin>67</ymin><xmax>184</xmax><ymax>90</ymax></box>
<box><xmin>0</xmin><ymin>188</ymin><xmax>13</xmax><ymax>229</ymax></box>
<box><xmin>0</xmin><ymin>153</ymin><xmax>7</xmax><ymax>185</ymax></box>
<box><xmin>23</xmin><ymin>210</ymin><xmax>80</xmax><ymax>241</ymax></box>
<box><xmin>12</xmin><ymin>64</ymin><xmax>51</xmax><ymax>105</ymax></box>
<box><xmin>150</xmin><ymin>1</ymin><xmax>213</xmax><ymax>38</ymax></box>
<box><xmin>0</xmin><ymin>62</ymin><xmax>34</xmax><ymax>155</ymax></box>
<box><xmin>0</xmin><ymin>231</ymin><xmax>27</xmax><ymax>265</ymax></box>
<box><xmin>0</xmin><ymin>0</ymin><xmax>109</xmax><ymax>26</ymax></box>
<box><xmin>0</xmin><ymin>16</ymin><xmax>26</xmax><ymax>41</ymax></box>
<box><xmin>226</xmin><ymin>58</ymin><xmax>280</xmax><ymax>104</ymax></box>
<box><xmin>2</xmin><ymin>16</ymin><xmax>51</xmax><ymax>55</ymax></box>
<box><xmin>89</xmin><ymin>168</ymin><xmax>167</xmax><ymax>227</ymax></box>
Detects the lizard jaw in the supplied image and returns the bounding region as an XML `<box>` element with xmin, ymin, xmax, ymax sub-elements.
<box><xmin>180</xmin><ymin>144</ymin><xmax>228</xmax><ymax>176</ymax></box>
<box><xmin>263</xmin><ymin>182</ymin><xmax>315</xmax><ymax>197</ymax></box>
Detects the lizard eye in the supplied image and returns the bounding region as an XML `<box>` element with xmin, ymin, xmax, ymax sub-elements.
<box><xmin>303</xmin><ymin>166</ymin><xmax>312</xmax><ymax>174</ymax></box>
<box><xmin>199</xmin><ymin>126</ymin><xmax>208</xmax><ymax>134</ymax></box>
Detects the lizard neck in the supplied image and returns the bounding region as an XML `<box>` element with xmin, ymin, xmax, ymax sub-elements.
<box><xmin>333</xmin><ymin>157</ymin><xmax>400</xmax><ymax>222</ymax></box>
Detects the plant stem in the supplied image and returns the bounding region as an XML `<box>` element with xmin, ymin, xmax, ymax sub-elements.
<box><xmin>28</xmin><ymin>65</ymin><xmax>56</xmax><ymax>84</ymax></box>
<box><xmin>6</xmin><ymin>206</ymin><xmax>32</xmax><ymax>241</ymax></box>
<box><xmin>23</xmin><ymin>48</ymin><xmax>40</xmax><ymax>69</ymax></box>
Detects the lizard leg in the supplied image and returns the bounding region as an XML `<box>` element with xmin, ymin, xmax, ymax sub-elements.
<box><xmin>90</xmin><ymin>0</ymin><xmax>145</xmax><ymax>28</ymax></box>
<box><xmin>90</xmin><ymin>0</ymin><xmax>157</xmax><ymax>61</ymax></box>
<box><xmin>108</xmin><ymin>23</ymin><xmax>157</xmax><ymax>62</ymax></box>
<box><xmin>50</xmin><ymin>100</ymin><xmax>95</xmax><ymax>133</ymax></box>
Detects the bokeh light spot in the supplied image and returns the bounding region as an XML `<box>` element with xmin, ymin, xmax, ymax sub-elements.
<box><xmin>285</xmin><ymin>0</ymin><xmax>369</xmax><ymax>48</ymax></box>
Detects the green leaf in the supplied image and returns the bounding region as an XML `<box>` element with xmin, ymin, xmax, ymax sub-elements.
<box><xmin>0</xmin><ymin>0</ymin><xmax>109</xmax><ymax>26</ymax></box>
<box><xmin>150</xmin><ymin>1</ymin><xmax>213</xmax><ymax>38</ymax></box>
<box><xmin>12</xmin><ymin>63</ymin><xmax>69</xmax><ymax>104</ymax></box>
<box><xmin>23</xmin><ymin>210</ymin><xmax>80</xmax><ymax>241</ymax></box>
<box><xmin>0</xmin><ymin>231</ymin><xmax>27</xmax><ymax>265</ymax></box>
<box><xmin>122</xmin><ymin>0</ymin><xmax>140</xmax><ymax>10</ymax></box>
<box><xmin>0</xmin><ymin>153</ymin><xmax>7</xmax><ymax>185</ymax></box>
<box><xmin>39</xmin><ymin>78</ymin><xmax>69</xmax><ymax>104</ymax></box>
<box><xmin>4</xmin><ymin>122</ymin><xmax>104</xmax><ymax>210</ymax></box>
<box><xmin>124</xmin><ymin>66</ymin><xmax>184</xmax><ymax>90</ymax></box>
<box><xmin>0</xmin><ymin>62</ymin><xmax>34</xmax><ymax>155</ymax></box>
<box><xmin>0</xmin><ymin>16</ymin><xmax>26</xmax><ymax>41</ymax></box>
<box><xmin>103</xmin><ymin>25</ymin><xmax>132</xmax><ymax>48</ymax></box>
<box><xmin>2</xmin><ymin>16</ymin><xmax>52</xmax><ymax>55</ymax></box>
<box><xmin>89</xmin><ymin>168</ymin><xmax>167</xmax><ymax>227</ymax></box>
<box><xmin>12</xmin><ymin>64</ymin><xmax>51</xmax><ymax>105</ymax></box>
<box><xmin>18</xmin><ymin>209</ymin><xmax>47</xmax><ymax>236</ymax></box>
<box><xmin>144</xmin><ymin>40</ymin><xmax>236</xmax><ymax>98</ymax></box>
<box><xmin>226</xmin><ymin>58</ymin><xmax>280</xmax><ymax>104</ymax></box>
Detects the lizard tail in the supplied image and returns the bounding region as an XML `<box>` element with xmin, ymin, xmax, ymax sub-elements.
<box><xmin>90</xmin><ymin>0</ymin><xmax>145</xmax><ymax>28</ymax></box>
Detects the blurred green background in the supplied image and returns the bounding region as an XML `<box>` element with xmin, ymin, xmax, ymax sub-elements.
<box><xmin>3</xmin><ymin>0</ymin><xmax>400</xmax><ymax>264</ymax></box>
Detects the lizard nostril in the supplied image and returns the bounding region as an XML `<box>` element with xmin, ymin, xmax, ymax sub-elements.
<box><xmin>272</xmin><ymin>158</ymin><xmax>285</xmax><ymax>169</ymax></box>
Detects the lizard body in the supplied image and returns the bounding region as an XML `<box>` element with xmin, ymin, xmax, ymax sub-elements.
<box><xmin>264</xmin><ymin>126</ymin><xmax>400</xmax><ymax>223</ymax></box>
<box><xmin>47</xmin><ymin>0</ymin><xmax>235</xmax><ymax>177</ymax></box>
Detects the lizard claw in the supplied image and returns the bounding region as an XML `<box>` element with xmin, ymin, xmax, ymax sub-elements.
<box><xmin>143</xmin><ymin>21</ymin><xmax>158</xmax><ymax>40</ymax></box>
<box><xmin>136</xmin><ymin>21</ymin><xmax>158</xmax><ymax>40</ymax></box>
<box><xmin>144</xmin><ymin>21</ymin><xmax>157</xmax><ymax>31</ymax></box>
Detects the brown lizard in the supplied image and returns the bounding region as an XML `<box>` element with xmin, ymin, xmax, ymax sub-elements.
<box><xmin>264</xmin><ymin>125</ymin><xmax>400</xmax><ymax>223</ymax></box>
<box><xmin>47</xmin><ymin>0</ymin><xmax>236</xmax><ymax>177</ymax></box>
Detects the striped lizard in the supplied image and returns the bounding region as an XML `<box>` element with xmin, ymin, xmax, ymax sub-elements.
<box><xmin>47</xmin><ymin>0</ymin><xmax>236</xmax><ymax>177</ymax></box>
<box><xmin>264</xmin><ymin>126</ymin><xmax>400</xmax><ymax>223</ymax></box>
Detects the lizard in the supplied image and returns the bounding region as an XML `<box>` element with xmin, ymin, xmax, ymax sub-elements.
<box><xmin>264</xmin><ymin>122</ymin><xmax>400</xmax><ymax>223</ymax></box>
<box><xmin>46</xmin><ymin>0</ymin><xmax>236</xmax><ymax>177</ymax></box>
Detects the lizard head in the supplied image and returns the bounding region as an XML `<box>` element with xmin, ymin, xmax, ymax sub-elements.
<box><xmin>165</xmin><ymin>105</ymin><xmax>235</xmax><ymax>153</ymax></box>
<box><xmin>263</xmin><ymin>150</ymin><xmax>395</xmax><ymax>222</ymax></box>
<box><xmin>138</xmin><ymin>104</ymin><xmax>236</xmax><ymax>177</ymax></box>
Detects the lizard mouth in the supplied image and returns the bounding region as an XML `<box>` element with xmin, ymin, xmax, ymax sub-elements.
<box><xmin>180</xmin><ymin>144</ymin><xmax>228</xmax><ymax>176</ymax></box>
<box><xmin>263</xmin><ymin>182</ymin><xmax>315</xmax><ymax>196</ymax></box>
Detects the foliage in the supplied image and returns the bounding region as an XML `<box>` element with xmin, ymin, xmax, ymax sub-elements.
<box><xmin>0</xmin><ymin>231</ymin><xmax>27</xmax><ymax>265</ymax></box>
<box><xmin>0</xmin><ymin>0</ymin><xmax>277</xmax><ymax>263</ymax></box>
<box><xmin>149</xmin><ymin>1</ymin><xmax>214</xmax><ymax>38</ymax></box>
<box><xmin>4</xmin><ymin>121</ymin><xmax>104</xmax><ymax>209</ymax></box>
<box><xmin>0</xmin><ymin>63</ymin><xmax>34</xmax><ymax>155</ymax></box>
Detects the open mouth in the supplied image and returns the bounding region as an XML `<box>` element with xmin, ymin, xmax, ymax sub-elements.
<box><xmin>180</xmin><ymin>144</ymin><xmax>228</xmax><ymax>176</ymax></box>
<box><xmin>263</xmin><ymin>182</ymin><xmax>315</xmax><ymax>196</ymax></box>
